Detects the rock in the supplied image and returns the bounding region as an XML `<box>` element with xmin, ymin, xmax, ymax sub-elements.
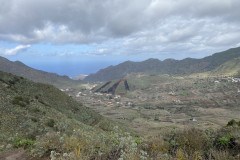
<box><xmin>0</xmin><ymin>145</ymin><xmax>5</xmax><ymax>150</ymax></box>
<box><xmin>6</xmin><ymin>144</ymin><xmax>12</xmax><ymax>149</ymax></box>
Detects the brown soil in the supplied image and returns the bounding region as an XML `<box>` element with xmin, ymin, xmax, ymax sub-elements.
<box><xmin>0</xmin><ymin>149</ymin><xmax>49</xmax><ymax>160</ymax></box>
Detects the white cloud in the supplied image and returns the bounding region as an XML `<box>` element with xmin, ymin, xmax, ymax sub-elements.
<box><xmin>0</xmin><ymin>0</ymin><xmax>240</xmax><ymax>58</ymax></box>
<box><xmin>1</xmin><ymin>45</ymin><xmax>31</xmax><ymax>55</ymax></box>
<box><xmin>59</xmin><ymin>52</ymin><xmax>73</xmax><ymax>56</ymax></box>
<box><xmin>85</xmin><ymin>48</ymin><xmax>110</xmax><ymax>56</ymax></box>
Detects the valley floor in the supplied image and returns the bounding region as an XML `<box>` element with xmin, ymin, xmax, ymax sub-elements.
<box><xmin>65</xmin><ymin>75</ymin><xmax>240</xmax><ymax>136</ymax></box>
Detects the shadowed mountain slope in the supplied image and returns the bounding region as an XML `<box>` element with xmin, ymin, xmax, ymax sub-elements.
<box><xmin>85</xmin><ymin>47</ymin><xmax>240</xmax><ymax>82</ymax></box>
<box><xmin>0</xmin><ymin>56</ymin><xmax>80</xmax><ymax>87</ymax></box>
<box><xmin>210</xmin><ymin>57</ymin><xmax>240</xmax><ymax>76</ymax></box>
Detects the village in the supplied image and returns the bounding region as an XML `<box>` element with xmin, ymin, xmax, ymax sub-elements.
<box><xmin>61</xmin><ymin>85</ymin><xmax>134</xmax><ymax>109</ymax></box>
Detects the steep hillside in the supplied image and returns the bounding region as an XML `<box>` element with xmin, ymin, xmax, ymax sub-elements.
<box><xmin>0</xmin><ymin>56</ymin><xmax>81</xmax><ymax>87</ymax></box>
<box><xmin>94</xmin><ymin>74</ymin><xmax>175</xmax><ymax>94</ymax></box>
<box><xmin>0</xmin><ymin>71</ymin><xmax>156</xmax><ymax>160</ymax></box>
<box><xmin>85</xmin><ymin>47</ymin><xmax>240</xmax><ymax>82</ymax></box>
<box><xmin>0</xmin><ymin>71</ymin><xmax>110</xmax><ymax>141</ymax></box>
<box><xmin>210</xmin><ymin>57</ymin><xmax>240</xmax><ymax>76</ymax></box>
<box><xmin>94</xmin><ymin>79</ymin><xmax>130</xmax><ymax>95</ymax></box>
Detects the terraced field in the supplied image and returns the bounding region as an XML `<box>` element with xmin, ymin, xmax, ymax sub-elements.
<box><xmin>69</xmin><ymin>74</ymin><xmax>240</xmax><ymax>136</ymax></box>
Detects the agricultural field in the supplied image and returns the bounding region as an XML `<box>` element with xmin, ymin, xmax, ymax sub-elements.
<box><xmin>66</xmin><ymin>74</ymin><xmax>240</xmax><ymax>136</ymax></box>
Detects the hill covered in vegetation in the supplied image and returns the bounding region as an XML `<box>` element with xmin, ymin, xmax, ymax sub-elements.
<box><xmin>1</xmin><ymin>69</ymin><xmax>240</xmax><ymax>159</ymax></box>
<box><xmin>0</xmin><ymin>71</ymin><xmax>111</xmax><ymax>139</ymax></box>
<box><xmin>0</xmin><ymin>56</ymin><xmax>80</xmax><ymax>88</ymax></box>
<box><xmin>0</xmin><ymin>71</ymin><xmax>121</xmax><ymax>159</ymax></box>
<box><xmin>85</xmin><ymin>47</ymin><xmax>240</xmax><ymax>82</ymax></box>
<box><xmin>93</xmin><ymin>56</ymin><xmax>240</xmax><ymax>95</ymax></box>
<box><xmin>210</xmin><ymin>57</ymin><xmax>240</xmax><ymax>76</ymax></box>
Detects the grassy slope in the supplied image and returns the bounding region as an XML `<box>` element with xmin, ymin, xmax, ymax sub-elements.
<box><xmin>0</xmin><ymin>71</ymin><xmax>113</xmax><ymax>142</ymax></box>
<box><xmin>190</xmin><ymin>57</ymin><xmax>240</xmax><ymax>78</ymax></box>
<box><xmin>210</xmin><ymin>57</ymin><xmax>240</xmax><ymax>76</ymax></box>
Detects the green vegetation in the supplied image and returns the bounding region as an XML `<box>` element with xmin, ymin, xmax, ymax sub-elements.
<box><xmin>227</xmin><ymin>119</ymin><xmax>240</xmax><ymax>127</ymax></box>
<box><xmin>1</xmin><ymin>46</ymin><xmax>240</xmax><ymax>159</ymax></box>
<box><xmin>9</xmin><ymin>120</ymin><xmax>240</xmax><ymax>159</ymax></box>
<box><xmin>211</xmin><ymin>57</ymin><xmax>240</xmax><ymax>76</ymax></box>
<box><xmin>85</xmin><ymin>46</ymin><xmax>240</xmax><ymax>82</ymax></box>
<box><xmin>0</xmin><ymin>56</ymin><xmax>81</xmax><ymax>88</ymax></box>
<box><xmin>179</xmin><ymin>90</ymin><xmax>189</xmax><ymax>96</ymax></box>
<box><xmin>12</xmin><ymin>137</ymin><xmax>35</xmax><ymax>151</ymax></box>
<box><xmin>87</xmin><ymin>71</ymin><xmax>240</xmax><ymax>138</ymax></box>
<box><xmin>0</xmin><ymin>71</ymin><xmax>113</xmax><ymax>144</ymax></box>
<box><xmin>142</xmin><ymin>122</ymin><xmax>240</xmax><ymax>159</ymax></box>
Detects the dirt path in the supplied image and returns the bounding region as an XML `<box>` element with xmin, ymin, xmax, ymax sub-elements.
<box><xmin>0</xmin><ymin>149</ymin><xmax>49</xmax><ymax>160</ymax></box>
<box><xmin>0</xmin><ymin>149</ymin><xmax>28</xmax><ymax>160</ymax></box>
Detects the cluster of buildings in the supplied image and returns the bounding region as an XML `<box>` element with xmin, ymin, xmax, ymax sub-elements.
<box><xmin>214</xmin><ymin>77</ymin><xmax>240</xmax><ymax>84</ymax></box>
<box><xmin>230</xmin><ymin>77</ymin><xmax>240</xmax><ymax>83</ymax></box>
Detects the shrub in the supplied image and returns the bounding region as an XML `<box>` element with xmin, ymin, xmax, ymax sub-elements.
<box><xmin>142</xmin><ymin>137</ymin><xmax>169</xmax><ymax>159</ymax></box>
<box><xmin>31</xmin><ymin>117</ymin><xmax>38</xmax><ymax>122</ymax></box>
<box><xmin>12</xmin><ymin>96</ymin><xmax>30</xmax><ymax>107</ymax></box>
<box><xmin>210</xmin><ymin>150</ymin><xmax>235</xmax><ymax>160</ymax></box>
<box><xmin>109</xmin><ymin>127</ymin><xmax>149</xmax><ymax>160</ymax></box>
<box><xmin>32</xmin><ymin>132</ymin><xmax>64</xmax><ymax>157</ymax></box>
<box><xmin>227</xmin><ymin>119</ymin><xmax>237</xmax><ymax>127</ymax></box>
<box><xmin>180</xmin><ymin>90</ymin><xmax>189</xmax><ymax>96</ymax></box>
<box><xmin>45</xmin><ymin>119</ymin><xmax>55</xmax><ymax>127</ymax></box>
<box><xmin>217</xmin><ymin>134</ymin><xmax>232</xmax><ymax>147</ymax></box>
<box><xmin>168</xmin><ymin>128</ymin><xmax>211</xmax><ymax>158</ymax></box>
<box><xmin>13</xmin><ymin>137</ymin><xmax>35</xmax><ymax>150</ymax></box>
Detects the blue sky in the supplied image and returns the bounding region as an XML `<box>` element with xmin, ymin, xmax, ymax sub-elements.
<box><xmin>1</xmin><ymin>0</ymin><xmax>240</xmax><ymax>76</ymax></box>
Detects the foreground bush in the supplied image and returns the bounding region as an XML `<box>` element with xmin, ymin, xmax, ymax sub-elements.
<box><xmin>8</xmin><ymin>120</ymin><xmax>240</xmax><ymax>160</ymax></box>
<box><xmin>142</xmin><ymin>121</ymin><xmax>240</xmax><ymax>160</ymax></box>
<box><xmin>31</xmin><ymin>126</ymin><xmax>149</xmax><ymax>160</ymax></box>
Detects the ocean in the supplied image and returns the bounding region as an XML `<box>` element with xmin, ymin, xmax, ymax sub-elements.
<box><xmin>25</xmin><ymin>61</ymin><xmax>120</xmax><ymax>77</ymax></box>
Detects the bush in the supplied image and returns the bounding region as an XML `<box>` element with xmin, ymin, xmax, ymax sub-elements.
<box><xmin>227</xmin><ymin>119</ymin><xmax>237</xmax><ymax>127</ymax></box>
<box><xmin>167</xmin><ymin>128</ymin><xmax>211</xmax><ymax>158</ymax></box>
<box><xmin>12</xmin><ymin>96</ymin><xmax>30</xmax><ymax>107</ymax></box>
<box><xmin>45</xmin><ymin>119</ymin><xmax>55</xmax><ymax>127</ymax></box>
<box><xmin>109</xmin><ymin>127</ymin><xmax>149</xmax><ymax>160</ymax></box>
<box><xmin>217</xmin><ymin>134</ymin><xmax>233</xmax><ymax>148</ymax></box>
<box><xmin>32</xmin><ymin>132</ymin><xmax>64</xmax><ymax>157</ymax></box>
<box><xmin>210</xmin><ymin>150</ymin><xmax>235</xmax><ymax>160</ymax></box>
<box><xmin>227</xmin><ymin>119</ymin><xmax>240</xmax><ymax>127</ymax></box>
<box><xmin>142</xmin><ymin>136</ymin><xmax>169</xmax><ymax>159</ymax></box>
<box><xmin>13</xmin><ymin>137</ymin><xmax>35</xmax><ymax>150</ymax></box>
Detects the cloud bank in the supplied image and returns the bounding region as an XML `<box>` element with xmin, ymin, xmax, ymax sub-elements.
<box><xmin>0</xmin><ymin>45</ymin><xmax>31</xmax><ymax>55</ymax></box>
<box><xmin>0</xmin><ymin>0</ymin><xmax>240</xmax><ymax>57</ymax></box>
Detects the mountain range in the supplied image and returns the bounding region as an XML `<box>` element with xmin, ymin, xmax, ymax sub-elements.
<box><xmin>1</xmin><ymin>46</ymin><xmax>240</xmax><ymax>85</ymax></box>
<box><xmin>85</xmin><ymin>47</ymin><xmax>240</xmax><ymax>82</ymax></box>
<box><xmin>0</xmin><ymin>56</ymin><xmax>80</xmax><ymax>87</ymax></box>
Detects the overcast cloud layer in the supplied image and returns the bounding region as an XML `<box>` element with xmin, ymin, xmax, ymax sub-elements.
<box><xmin>1</xmin><ymin>0</ymin><xmax>240</xmax><ymax>58</ymax></box>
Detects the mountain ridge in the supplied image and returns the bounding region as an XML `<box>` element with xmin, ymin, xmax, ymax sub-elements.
<box><xmin>84</xmin><ymin>47</ymin><xmax>240</xmax><ymax>82</ymax></box>
<box><xmin>0</xmin><ymin>56</ymin><xmax>80</xmax><ymax>87</ymax></box>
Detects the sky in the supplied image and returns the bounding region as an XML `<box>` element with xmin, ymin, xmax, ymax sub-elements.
<box><xmin>0</xmin><ymin>0</ymin><xmax>240</xmax><ymax>76</ymax></box>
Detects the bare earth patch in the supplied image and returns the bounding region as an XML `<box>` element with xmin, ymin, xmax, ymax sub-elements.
<box><xmin>0</xmin><ymin>149</ymin><xmax>49</xmax><ymax>160</ymax></box>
